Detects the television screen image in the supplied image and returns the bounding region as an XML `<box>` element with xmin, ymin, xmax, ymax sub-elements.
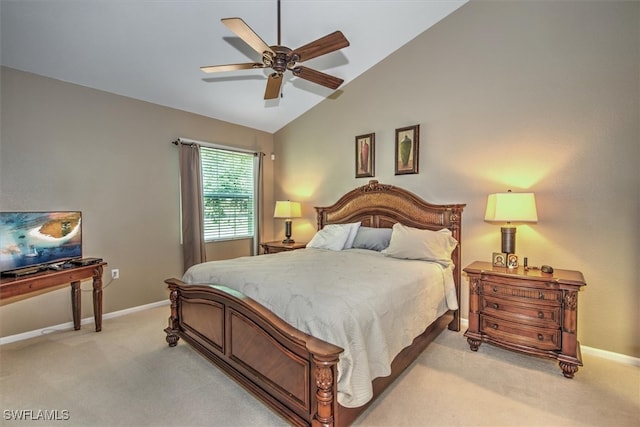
<box><xmin>0</xmin><ymin>211</ymin><xmax>82</xmax><ymax>274</ymax></box>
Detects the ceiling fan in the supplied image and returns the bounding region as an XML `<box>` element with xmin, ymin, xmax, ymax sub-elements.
<box><xmin>200</xmin><ymin>0</ymin><xmax>350</xmax><ymax>100</ymax></box>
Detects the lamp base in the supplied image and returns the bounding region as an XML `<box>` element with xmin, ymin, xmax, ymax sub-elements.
<box><xmin>501</xmin><ymin>225</ymin><xmax>516</xmax><ymax>254</ymax></box>
<box><xmin>282</xmin><ymin>220</ymin><xmax>294</xmax><ymax>244</ymax></box>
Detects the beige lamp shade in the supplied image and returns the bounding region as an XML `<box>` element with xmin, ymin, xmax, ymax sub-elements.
<box><xmin>484</xmin><ymin>191</ymin><xmax>537</xmax><ymax>255</ymax></box>
<box><xmin>273</xmin><ymin>201</ymin><xmax>302</xmax><ymax>219</ymax></box>
<box><xmin>484</xmin><ymin>192</ymin><xmax>538</xmax><ymax>223</ymax></box>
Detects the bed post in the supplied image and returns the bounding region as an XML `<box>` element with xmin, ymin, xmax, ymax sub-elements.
<box><xmin>164</xmin><ymin>286</ymin><xmax>180</xmax><ymax>347</ymax></box>
<box><xmin>448</xmin><ymin>205</ymin><xmax>464</xmax><ymax>332</ymax></box>
<box><xmin>312</xmin><ymin>353</ymin><xmax>339</xmax><ymax>427</ymax></box>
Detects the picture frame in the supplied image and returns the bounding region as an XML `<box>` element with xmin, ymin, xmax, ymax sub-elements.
<box><xmin>395</xmin><ymin>125</ymin><xmax>420</xmax><ymax>175</ymax></box>
<box><xmin>492</xmin><ymin>252</ymin><xmax>507</xmax><ymax>267</ymax></box>
<box><xmin>355</xmin><ymin>133</ymin><xmax>375</xmax><ymax>178</ymax></box>
<box><xmin>507</xmin><ymin>254</ymin><xmax>519</xmax><ymax>269</ymax></box>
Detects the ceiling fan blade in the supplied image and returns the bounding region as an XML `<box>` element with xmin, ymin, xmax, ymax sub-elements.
<box><xmin>291</xmin><ymin>31</ymin><xmax>350</xmax><ymax>63</ymax></box>
<box><xmin>264</xmin><ymin>73</ymin><xmax>283</xmax><ymax>99</ymax></box>
<box><xmin>222</xmin><ymin>17</ymin><xmax>274</xmax><ymax>56</ymax></box>
<box><xmin>200</xmin><ymin>63</ymin><xmax>265</xmax><ymax>73</ymax></box>
<box><xmin>292</xmin><ymin>66</ymin><xmax>344</xmax><ymax>90</ymax></box>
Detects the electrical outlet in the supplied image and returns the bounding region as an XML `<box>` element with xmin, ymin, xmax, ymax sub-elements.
<box><xmin>111</xmin><ymin>269</ymin><xmax>119</xmax><ymax>279</ymax></box>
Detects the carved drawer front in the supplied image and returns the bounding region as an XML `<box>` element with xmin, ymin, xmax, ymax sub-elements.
<box><xmin>480</xmin><ymin>314</ymin><xmax>561</xmax><ymax>351</ymax></box>
<box><xmin>480</xmin><ymin>280</ymin><xmax>561</xmax><ymax>306</ymax></box>
<box><xmin>266</xmin><ymin>246</ymin><xmax>287</xmax><ymax>254</ymax></box>
<box><xmin>481</xmin><ymin>295</ymin><xmax>561</xmax><ymax>328</ymax></box>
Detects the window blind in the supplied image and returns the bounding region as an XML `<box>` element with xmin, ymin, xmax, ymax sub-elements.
<box><xmin>200</xmin><ymin>146</ymin><xmax>255</xmax><ymax>241</ymax></box>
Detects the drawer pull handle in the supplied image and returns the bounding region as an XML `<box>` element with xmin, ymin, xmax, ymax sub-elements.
<box><xmin>493</xmin><ymin>286</ymin><xmax>498</xmax><ymax>293</ymax></box>
<box><xmin>538</xmin><ymin>311</ymin><xmax>544</xmax><ymax>319</ymax></box>
<box><xmin>537</xmin><ymin>334</ymin><xmax>544</xmax><ymax>341</ymax></box>
<box><xmin>492</xmin><ymin>324</ymin><xmax>499</xmax><ymax>329</ymax></box>
<box><xmin>492</xmin><ymin>303</ymin><xmax>499</xmax><ymax>309</ymax></box>
<box><xmin>538</xmin><ymin>292</ymin><xmax>545</xmax><ymax>299</ymax></box>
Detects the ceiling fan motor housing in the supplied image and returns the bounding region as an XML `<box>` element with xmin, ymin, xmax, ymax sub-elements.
<box><xmin>264</xmin><ymin>46</ymin><xmax>296</xmax><ymax>75</ymax></box>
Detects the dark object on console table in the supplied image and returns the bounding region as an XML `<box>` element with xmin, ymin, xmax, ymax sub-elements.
<box><xmin>463</xmin><ymin>261</ymin><xmax>586</xmax><ymax>378</ymax></box>
<box><xmin>0</xmin><ymin>262</ymin><xmax>106</xmax><ymax>332</ymax></box>
<box><xmin>165</xmin><ymin>180</ymin><xmax>465</xmax><ymax>427</ymax></box>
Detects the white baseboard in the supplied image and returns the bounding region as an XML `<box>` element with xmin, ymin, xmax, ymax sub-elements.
<box><xmin>580</xmin><ymin>344</ymin><xmax>640</xmax><ymax>366</ymax></box>
<box><xmin>0</xmin><ymin>300</ymin><xmax>169</xmax><ymax>346</ymax></box>
<box><xmin>458</xmin><ymin>318</ymin><xmax>639</xmax><ymax>367</ymax></box>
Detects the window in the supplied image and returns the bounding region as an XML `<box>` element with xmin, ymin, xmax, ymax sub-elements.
<box><xmin>200</xmin><ymin>147</ymin><xmax>255</xmax><ymax>241</ymax></box>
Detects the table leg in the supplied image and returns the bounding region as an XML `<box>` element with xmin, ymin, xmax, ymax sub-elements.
<box><xmin>70</xmin><ymin>281</ymin><xmax>81</xmax><ymax>330</ymax></box>
<box><xmin>92</xmin><ymin>265</ymin><xmax>103</xmax><ymax>332</ymax></box>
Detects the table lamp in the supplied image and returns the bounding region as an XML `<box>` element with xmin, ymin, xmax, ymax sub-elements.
<box><xmin>484</xmin><ymin>190</ymin><xmax>538</xmax><ymax>254</ymax></box>
<box><xmin>274</xmin><ymin>200</ymin><xmax>302</xmax><ymax>244</ymax></box>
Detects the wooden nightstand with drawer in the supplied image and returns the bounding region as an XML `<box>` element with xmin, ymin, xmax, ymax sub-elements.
<box><xmin>260</xmin><ymin>241</ymin><xmax>307</xmax><ymax>254</ymax></box>
<box><xmin>463</xmin><ymin>261</ymin><xmax>586</xmax><ymax>378</ymax></box>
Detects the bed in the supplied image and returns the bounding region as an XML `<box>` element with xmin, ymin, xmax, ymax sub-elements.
<box><xmin>164</xmin><ymin>180</ymin><xmax>465</xmax><ymax>426</ymax></box>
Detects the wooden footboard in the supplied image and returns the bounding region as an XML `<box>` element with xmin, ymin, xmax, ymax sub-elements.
<box><xmin>164</xmin><ymin>278</ymin><xmax>343</xmax><ymax>427</ymax></box>
<box><xmin>165</xmin><ymin>278</ymin><xmax>454</xmax><ymax>427</ymax></box>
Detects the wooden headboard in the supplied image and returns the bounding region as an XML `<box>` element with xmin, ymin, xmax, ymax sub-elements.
<box><xmin>315</xmin><ymin>180</ymin><xmax>466</xmax><ymax>330</ymax></box>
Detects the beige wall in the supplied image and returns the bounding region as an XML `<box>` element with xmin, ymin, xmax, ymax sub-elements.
<box><xmin>0</xmin><ymin>67</ymin><xmax>275</xmax><ymax>337</ymax></box>
<box><xmin>274</xmin><ymin>1</ymin><xmax>639</xmax><ymax>357</ymax></box>
<box><xmin>1</xmin><ymin>1</ymin><xmax>637</xmax><ymax>358</ymax></box>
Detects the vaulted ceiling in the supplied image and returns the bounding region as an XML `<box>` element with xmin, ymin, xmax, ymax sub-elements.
<box><xmin>1</xmin><ymin>0</ymin><xmax>466</xmax><ymax>133</ymax></box>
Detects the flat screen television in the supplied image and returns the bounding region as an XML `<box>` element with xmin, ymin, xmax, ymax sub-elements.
<box><xmin>0</xmin><ymin>211</ymin><xmax>82</xmax><ymax>275</ymax></box>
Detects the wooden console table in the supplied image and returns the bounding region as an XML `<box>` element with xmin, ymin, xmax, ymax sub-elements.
<box><xmin>0</xmin><ymin>262</ymin><xmax>106</xmax><ymax>332</ymax></box>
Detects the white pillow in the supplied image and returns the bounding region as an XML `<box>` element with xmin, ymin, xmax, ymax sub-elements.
<box><xmin>306</xmin><ymin>224</ymin><xmax>351</xmax><ymax>251</ymax></box>
<box><xmin>381</xmin><ymin>223</ymin><xmax>458</xmax><ymax>266</ymax></box>
<box><xmin>342</xmin><ymin>222</ymin><xmax>361</xmax><ymax>249</ymax></box>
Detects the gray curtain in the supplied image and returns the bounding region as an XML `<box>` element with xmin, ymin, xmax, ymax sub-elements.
<box><xmin>252</xmin><ymin>152</ymin><xmax>265</xmax><ymax>255</ymax></box>
<box><xmin>178</xmin><ymin>143</ymin><xmax>206</xmax><ymax>272</ymax></box>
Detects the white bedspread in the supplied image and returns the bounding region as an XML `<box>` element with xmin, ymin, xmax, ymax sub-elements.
<box><xmin>182</xmin><ymin>248</ymin><xmax>457</xmax><ymax>408</ymax></box>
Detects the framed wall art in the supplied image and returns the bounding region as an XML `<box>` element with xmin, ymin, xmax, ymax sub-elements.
<box><xmin>355</xmin><ymin>133</ymin><xmax>375</xmax><ymax>178</ymax></box>
<box><xmin>395</xmin><ymin>125</ymin><xmax>419</xmax><ymax>175</ymax></box>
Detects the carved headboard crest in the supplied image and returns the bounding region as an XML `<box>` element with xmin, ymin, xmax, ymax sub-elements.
<box><xmin>358</xmin><ymin>180</ymin><xmax>393</xmax><ymax>193</ymax></box>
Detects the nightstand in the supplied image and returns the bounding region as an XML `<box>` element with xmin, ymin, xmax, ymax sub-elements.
<box><xmin>463</xmin><ymin>261</ymin><xmax>586</xmax><ymax>378</ymax></box>
<box><xmin>260</xmin><ymin>241</ymin><xmax>307</xmax><ymax>254</ymax></box>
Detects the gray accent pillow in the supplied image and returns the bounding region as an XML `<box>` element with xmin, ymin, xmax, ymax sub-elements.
<box><xmin>352</xmin><ymin>227</ymin><xmax>393</xmax><ymax>251</ymax></box>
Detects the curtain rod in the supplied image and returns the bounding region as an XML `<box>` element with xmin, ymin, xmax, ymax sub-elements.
<box><xmin>172</xmin><ymin>137</ymin><xmax>260</xmax><ymax>155</ymax></box>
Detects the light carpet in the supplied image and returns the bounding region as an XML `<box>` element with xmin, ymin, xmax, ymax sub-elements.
<box><xmin>0</xmin><ymin>306</ymin><xmax>638</xmax><ymax>426</ymax></box>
